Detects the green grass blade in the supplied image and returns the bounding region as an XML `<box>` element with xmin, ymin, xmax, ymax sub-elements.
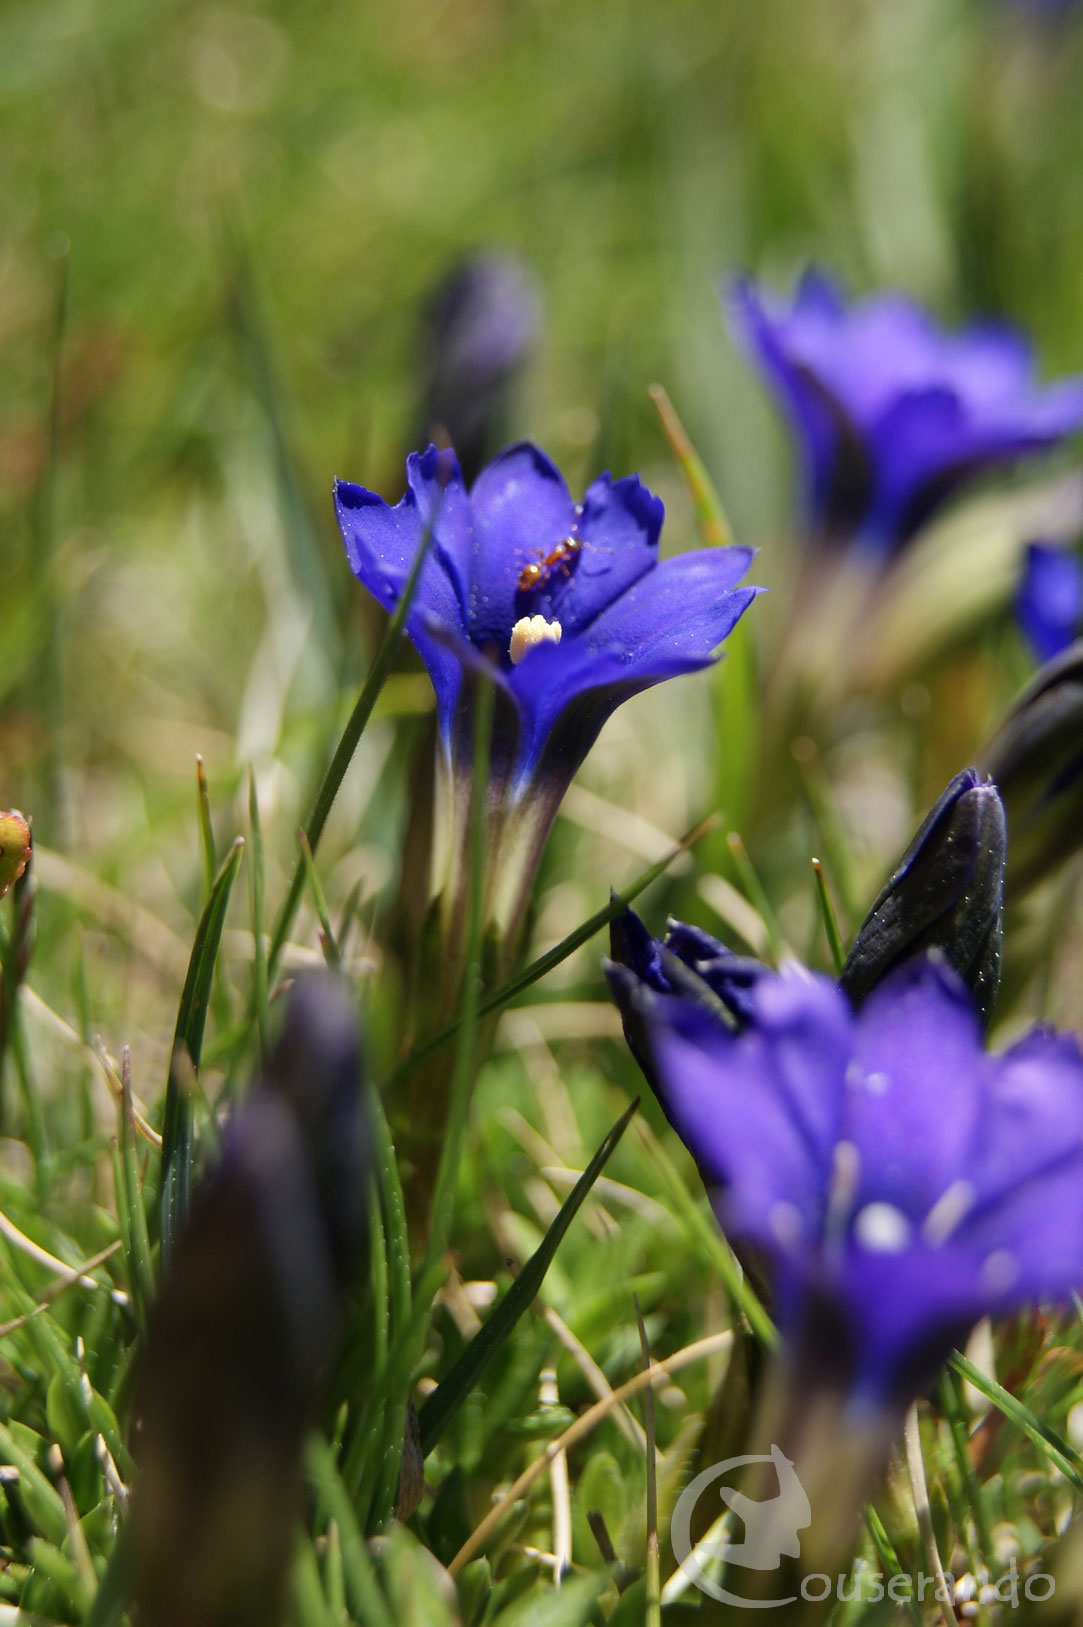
<box><xmin>393</xmin><ymin>814</ymin><xmax>718</xmax><ymax>1086</ymax></box>
<box><xmin>0</xmin><ymin>1422</ymin><xmax>66</xmax><ymax>1546</ymax></box>
<box><xmin>119</xmin><ymin>1048</ymin><xmax>155</xmax><ymax>1321</ymax></box>
<box><xmin>159</xmin><ymin>835</ymin><xmax>245</xmax><ymax>1259</ymax></box>
<box><xmin>636</xmin><ymin>1118</ymin><xmax>776</xmax><ymax>1348</ymax></box>
<box><xmin>306</xmin><ymin>1434</ymin><xmax>395</xmax><ymax>1627</ymax></box>
<box><xmin>291</xmin><ymin>1530</ymin><xmax>333</xmax><ymax>1627</ymax></box>
<box><xmin>424</xmin><ymin>672</ymin><xmax>493</xmax><ymax>1268</ymax></box>
<box><xmin>417</xmin><ymin>1099</ymin><xmax>638</xmax><ymax>1458</ymax></box>
<box><xmin>649</xmin><ymin>383</ymin><xmax>733</xmax><ymax>546</ymax></box>
<box><xmin>267</xmin><ymin>517</ymin><xmax>438</xmax><ymax>978</ymax></box>
<box><xmin>83</xmin><ymin>1514</ymin><xmax>133</xmax><ymax>1627</ymax></box>
<box><xmin>950</xmin><ymin>1351</ymin><xmax>1083</xmax><ymax>1490</ymax></box>
<box><xmin>368</xmin><ymin>675</ymin><xmax>496</xmax><ymax>1528</ymax></box>
<box><xmin>248</xmin><ymin>769</ymin><xmax>269</xmax><ymax>1059</ymax></box>
<box><xmin>372</xmin><ymin>1092</ymin><xmax>411</xmax><ymax>1332</ymax></box>
<box><xmin>811</xmin><ymin>857</ymin><xmax>846</xmax><ymax>976</ymax></box>
<box><xmin>298</xmin><ymin>829</ymin><xmax>341</xmax><ymax>966</ymax></box>
<box><xmin>495</xmin><ymin>1571</ymin><xmax>609</xmax><ymax>1626</ymax></box>
<box><xmin>195</xmin><ymin>754</ymin><xmax>216</xmax><ymax>898</ymax></box>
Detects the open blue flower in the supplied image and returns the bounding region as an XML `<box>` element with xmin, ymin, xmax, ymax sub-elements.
<box><xmin>1016</xmin><ymin>541</ymin><xmax>1083</xmax><ymax>663</ymax></box>
<box><xmin>611</xmin><ymin>948</ymin><xmax>1083</xmax><ymax>1415</ymax></box>
<box><xmin>336</xmin><ymin>443</ymin><xmax>758</xmax><ymax>939</ymax></box>
<box><xmin>725</xmin><ymin>270</ymin><xmax>1083</xmax><ymax>556</ymax></box>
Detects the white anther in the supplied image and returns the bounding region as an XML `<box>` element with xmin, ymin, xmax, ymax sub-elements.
<box><xmin>853</xmin><ymin>1201</ymin><xmax>912</xmax><ymax>1253</ymax></box>
<box><xmin>509</xmin><ymin>614</ymin><xmax>562</xmax><ymax>665</ymax></box>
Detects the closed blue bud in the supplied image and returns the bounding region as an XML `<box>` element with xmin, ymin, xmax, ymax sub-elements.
<box><xmin>417</xmin><ymin>252</ymin><xmax>540</xmax><ymax>486</ymax></box>
<box><xmin>840</xmin><ymin>769</ymin><xmax>1006</xmax><ymax>1026</ymax></box>
<box><xmin>982</xmin><ymin>639</ymin><xmax>1083</xmax><ymax>893</ymax></box>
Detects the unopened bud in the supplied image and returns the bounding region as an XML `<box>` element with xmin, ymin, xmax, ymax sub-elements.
<box><xmin>133</xmin><ymin>972</ymin><xmax>370</xmax><ymax>1627</ymax></box>
<box><xmin>418</xmin><ymin>252</ymin><xmax>540</xmax><ymax>486</ymax></box>
<box><xmin>0</xmin><ymin>812</ymin><xmax>31</xmax><ymax>900</ymax></box>
<box><xmin>840</xmin><ymin>769</ymin><xmax>1005</xmax><ymax>1026</ymax></box>
<box><xmin>981</xmin><ymin>639</ymin><xmax>1083</xmax><ymax>895</ymax></box>
<box><xmin>606</xmin><ymin>907</ymin><xmax>766</xmax><ymax>1100</ymax></box>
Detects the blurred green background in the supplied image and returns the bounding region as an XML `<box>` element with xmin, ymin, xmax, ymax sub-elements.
<box><xmin>3</xmin><ymin>5</ymin><xmax>1083</xmax><ymax>1617</ymax></box>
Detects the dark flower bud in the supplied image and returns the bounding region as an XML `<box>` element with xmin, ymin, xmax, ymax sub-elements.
<box><xmin>606</xmin><ymin>906</ymin><xmax>768</xmax><ymax>1109</ymax></box>
<box><xmin>132</xmin><ymin>973</ymin><xmax>370</xmax><ymax>1627</ymax></box>
<box><xmin>981</xmin><ymin>638</ymin><xmax>1083</xmax><ymax>895</ymax></box>
<box><xmin>839</xmin><ymin>769</ymin><xmax>1006</xmax><ymax>1027</ymax></box>
<box><xmin>417</xmin><ymin>251</ymin><xmax>540</xmax><ymax>486</ymax></box>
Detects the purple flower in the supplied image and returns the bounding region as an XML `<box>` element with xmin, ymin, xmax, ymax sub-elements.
<box><xmin>725</xmin><ymin>270</ymin><xmax>1083</xmax><ymax>555</ymax></box>
<box><xmin>1016</xmin><ymin>541</ymin><xmax>1083</xmax><ymax>663</ymax></box>
<box><xmin>336</xmin><ymin>443</ymin><xmax>758</xmax><ymax>939</ymax></box>
<box><xmin>611</xmin><ymin>948</ymin><xmax>1083</xmax><ymax>1415</ymax></box>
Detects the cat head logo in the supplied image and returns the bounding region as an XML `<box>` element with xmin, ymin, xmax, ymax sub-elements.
<box><xmin>671</xmin><ymin>1444</ymin><xmax>812</xmax><ymax>1608</ymax></box>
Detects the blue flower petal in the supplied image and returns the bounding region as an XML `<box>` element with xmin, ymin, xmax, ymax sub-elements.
<box><xmin>725</xmin><ymin>269</ymin><xmax>1083</xmax><ymax>554</ymax></box>
<box><xmin>726</xmin><ymin>276</ymin><xmax>853</xmax><ymax>530</ymax></box>
<box><xmin>648</xmin><ymin>969</ymin><xmax>852</xmax><ymax>1247</ymax></box>
<box><xmin>1017</xmin><ymin>542</ymin><xmax>1083</xmax><ymax>663</ymax></box>
<box><xmin>845</xmin><ymin>957</ymin><xmax>987</xmax><ymax>1222</ymax></box>
<box><xmin>506</xmin><ymin>549</ymin><xmax>759</xmax><ymax>787</ymax></box>
<box><xmin>466</xmin><ymin>442</ymin><xmax>576</xmax><ymax>645</ymax></box>
<box><xmin>334</xmin><ymin>453</ymin><xmax>473</xmax><ymax>738</ymax></box>
<box><xmin>620</xmin><ymin>944</ymin><xmax>1083</xmax><ymax>1413</ymax></box>
<box><xmin>337</xmin><ymin>443</ymin><xmax>759</xmax><ymax>839</ymax></box>
<box><xmin>534</xmin><ymin>471</ymin><xmax>664</xmax><ymax>634</ymax></box>
<box><xmin>968</xmin><ymin>1026</ymin><xmax>1083</xmax><ymax>1213</ymax></box>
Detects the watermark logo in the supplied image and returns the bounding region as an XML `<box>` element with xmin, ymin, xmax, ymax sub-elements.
<box><xmin>670</xmin><ymin>1444</ymin><xmax>810</xmax><ymax>1608</ymax></box>
<box><xmin>671</xmin><ymin>1448</ymin><xmax>1056</xmax><ymax>1610</ymax></box>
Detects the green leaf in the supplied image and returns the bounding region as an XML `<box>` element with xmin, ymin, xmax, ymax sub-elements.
<box><xmin>305</xmin><ymin>1433</ymin><xmax>395</xmax><ymax>1627</ymax></box>
<box><xmin>417</xmin><ymin>1099</ymin><xmax>639</xmax><ymax>1458</ymax></box>
<box><xmin>291</xmin><ymin>1530</ymin><xmax>334</xmax><ymax>1627</ymax></box>
<box><xmin>159</xmin><ymin>835</ymin><xmax>244</xmax><ymax>1260</ymax></box>
<box><xmin>267</xmin><ymin>503</ymin><xmax>439</xmax><ymax>978</ymax></box>
<box><xmin>0</xmin><ymin>1421</ymin><xmax>66</xmax><ymax>1546</ymax></box>
<box><xmin>494</xmin><ymin>1570</ymin><xmax>609</xmax><ymax>1627</ymax></box>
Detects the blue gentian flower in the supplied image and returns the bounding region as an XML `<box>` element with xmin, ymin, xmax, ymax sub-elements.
<box><xmin>336</xmin><ymin>442</ymin><xmax>759</xmax><ymax>941</ymax></box>
<box><xmin>610</xmin><ymin>949</ymin><xmax>1083</xmax><ymax>1416</ymax></box>
<box><xmin>1016</xmin><ymin>541</ymin><xmax>1083</xmax><ymax>663</ymax></box>
<box><xmin>725</xmin><ymin>270</ymin><xmax>1083</xmax><ymax>556</ymax></box>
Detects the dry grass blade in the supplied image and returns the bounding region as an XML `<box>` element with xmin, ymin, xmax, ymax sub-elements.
<box><xmin>904</xmin><ymin>1404</ymin><xmax>952</xmax><ymax>1627</ymax></box>
<box><xmin>448</xmin><ymin>1329</ymin><xmax>734</xmax><ymax>1576</ymax></box>
<box><xmin>0</xmin><ymin>1242</ymin><xmax>124</xmax><ymax>1340</ymax></box>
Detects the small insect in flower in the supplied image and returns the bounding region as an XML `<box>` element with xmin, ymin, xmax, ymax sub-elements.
<box><xmin>517</xmin><ymin>535</ymin><xmax>583</xmax><ymax>594</ymax></box>
<box><xmin>0</xmin><ymin>812</ymin><xmax>31</xmax><ymax>901</ymax></box>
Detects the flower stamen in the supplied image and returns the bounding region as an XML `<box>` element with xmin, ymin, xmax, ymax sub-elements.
<box><xmin>853</xmin><ymin>1202</ymin><xmax>912</xmax><ymax>1254</ymax></box>
<box><xmin>923</xmin><ymin>1179</ymin><xmax>975</xmax><ymax>1246</ymax></box>
<box><xmin>509</xmin><ymin>614</ymin><xmax>562</xmax><ymax>665</ymax></box>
